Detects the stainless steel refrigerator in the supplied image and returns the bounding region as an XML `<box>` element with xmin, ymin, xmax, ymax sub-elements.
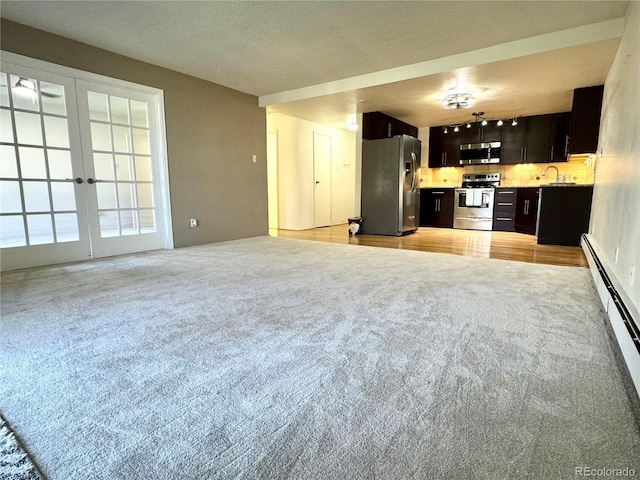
<box><xmin>361</xmin><ymin>135</ymin><xmax>421</xmax><ymax>236</ymax></box>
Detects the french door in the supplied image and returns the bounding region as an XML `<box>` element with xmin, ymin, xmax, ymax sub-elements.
<box><xmin>0</xmin><ymin>57</ymin><xmax>171</xmax><ymax>271</ymax></box>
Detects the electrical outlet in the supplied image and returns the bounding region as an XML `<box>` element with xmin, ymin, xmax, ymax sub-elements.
<box><xmin>631</xmin><ymin>264</ymin><xmax>636</xmax><ymax>286</ymax></box>
<box><xmin>190</xmin><ymin>218</ymin><xmax>198</xmax><ymax>228</ymax></box>
<box><xmin>252</xmin><ymin>154</ymin><xmax>257</xmax><ymax>163</ymax></box>
<box><xmin>614</xmin><ymin>246</ymin><xmax>619</xmax><ymax>263</ymax></box>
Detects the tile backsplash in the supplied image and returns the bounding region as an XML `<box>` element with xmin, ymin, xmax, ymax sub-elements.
<box><xmin>420</xmin><ymin>154</ymin><xmax>596</xmax><ymax>188</ymax></box>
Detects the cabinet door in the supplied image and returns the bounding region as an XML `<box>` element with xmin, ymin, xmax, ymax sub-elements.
<box><xmin>481</xmin><ymin>122</ymin><xmax>502</xmax><ymax>143</ymax></box>
<box><xmin>461</xmin><ymin>123</ymin><xmax>481</xmax><ymax>145</ymax></box>
<box><xmin>362</xmin><ymin>112</ymin><xmax>392</xmax><ymax>140</ymax></box>
<box><xmin>420</xmin><ymin>189</ymin><xmax>453</xmax><ymax>227</ymax></box>
<box><xmin>501</xmin><ymin>120</ymin><xmax>527</xmax><ymax>164</ymax></box>
<box><xmin>444</xmin><ymin>132</ymin><xmax>460</xmax><ymax>166</ymax></box>
<box><xmin>420</xmin><ymin>190</ymin><xmax>441</xmax><ymax>226</ymax></box>
<box><xmin>537</xmin><ymin>186</ymin><xmax>593</xmax><ymax>246</ymax></box>
<box><xmin>438</xmin><ymin>189</ymin><xmax>455</xmax><ymax>227</ymax></box>
<box><xmin>391</xmin><ymin>118</ymin><xmax>418</xmax><ymax>138</ymax></box>
<box><xmin>569</xmin><ymin>85</ymin><xmax>603</xmax><ymax>154</ymax></box>
<box><xmin>515</xmin><ymin>187</ymin><xmax>539</xmax><ymax>235</ymax></box>
<box><xmin>524</xmin><ymin>115</ymin><xmax>552</xmax><ymax>163</ymax></box>
<box><xmin>428</xmin><ymin>127</ymin><xmax>445</xmax><ymax>168</ymax></box>
<box><xmin>550</xmin><ymin>112</ymin><xmax>571</xmax><ymax>162</ymax></box>
<box><xmin>428</xmin><ymin>128</ymin><xmax>460</xmax><ymax>167</ymax></box>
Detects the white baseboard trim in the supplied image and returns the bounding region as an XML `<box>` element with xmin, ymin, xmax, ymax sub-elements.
<box><xmin>582</xmin><ymin>234</ymin><xmax>640</xmax><ymax>399</ymax></box>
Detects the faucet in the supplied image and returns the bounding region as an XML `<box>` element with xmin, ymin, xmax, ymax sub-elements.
<box><xmin>542</xmin><ymin>165</ymin><xmax>559</xmax><ymax>183</ymax></box>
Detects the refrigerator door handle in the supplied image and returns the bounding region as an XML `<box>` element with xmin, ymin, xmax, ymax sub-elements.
<box><xmin>410</xmin><ymin>152</ymin><xmax>417</xmax><ymax>191</ymax></box>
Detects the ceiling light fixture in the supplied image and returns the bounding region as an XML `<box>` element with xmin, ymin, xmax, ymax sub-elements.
<box><xmin>442</xmin><ymin>92</ymin><xmax>474</xmax><ymax>110</ymax></box>
<box><xmin>441</xmin><ymin>112</ymin><xmax>521</xmax><ymax>134</ymax></box>
<box><xmin>344</xmin><ymin>121</ymin><xmax>358</xmax><ymax>132</ymax></box>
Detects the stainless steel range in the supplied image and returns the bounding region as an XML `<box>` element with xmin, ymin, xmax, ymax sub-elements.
<box><xmin>453</xmin><ymin>173</ymin><xmax>500</xmax><ymax>231</ymax></box>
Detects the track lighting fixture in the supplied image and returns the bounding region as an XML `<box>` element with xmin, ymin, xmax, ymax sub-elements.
<box><xmin>441</xmin><ymin>113</ymin><xmax>521</xmax><ymax>134</ymax></box>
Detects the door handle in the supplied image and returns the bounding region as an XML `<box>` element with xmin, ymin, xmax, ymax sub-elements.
<box><xmin>87</xmin><ymin>178</ymin><xmax>101</xmax><ymax>184</ymax></box>
<box><xmin>66</xmin><ymin>177</ymin><xmax>84</xmax><ymax>184</ymax></box>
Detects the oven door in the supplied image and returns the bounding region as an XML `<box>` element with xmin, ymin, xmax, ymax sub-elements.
<box><xmin>453</xmin><ymin>188</ymin><xmax>495</xmax><ymax>230</ymax></box>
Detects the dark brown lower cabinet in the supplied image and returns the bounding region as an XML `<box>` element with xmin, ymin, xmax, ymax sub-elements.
<box><xmin>420</xmin><ymin>188</ymin><xmax>454</xmax><ymax>227</ymax></box>
<box><xmin>492</xmin><ymin>188</ymin><xmax>517</xmax><ymax>231</ymax></box>
<box><xmin>537</xmin><ymin>186</ymin><xmax>594</xmax><ymax>246</ymax></box>
<box><xmin>515</xmin><ymin>187</ymin><xmax>539</xmax><ymax>235</ymax></box>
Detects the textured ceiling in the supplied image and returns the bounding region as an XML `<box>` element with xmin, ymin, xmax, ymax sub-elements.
<box><xmin>0</xmin><ymin>1</ymin><xmax>630</xmax><ymax>128</ymax></box>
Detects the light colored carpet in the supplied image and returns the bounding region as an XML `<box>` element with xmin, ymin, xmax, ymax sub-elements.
<box><xmin>1</xmin><ymin>236</ymin><xmax>639</xmax><ymax>479</ymax></box>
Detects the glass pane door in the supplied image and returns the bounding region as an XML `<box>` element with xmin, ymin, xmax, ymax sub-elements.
<box><xmin>0</xmin><ymin>66</ymin><xmax>91</xmax><ymax>270</ymax></box>
<box><xmin>1</xmin><ymin>55</ymin><xmax>171</xmax><ymax>271</ymax></box>
<box><xmin>75</xmin><ymin>81</ymin><xmax>166</xmax><ymax>259</ymax></box>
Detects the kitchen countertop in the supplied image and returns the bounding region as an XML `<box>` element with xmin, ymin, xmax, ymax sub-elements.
<box><xmin>539</xmin><ymin>183</ymin><xmax>594</xmax><ymax>188</ymax></box>
<box><xmin>421</xmin><ymin>184</ymin><xmax>594</xmax><ymax>189</ymax></box>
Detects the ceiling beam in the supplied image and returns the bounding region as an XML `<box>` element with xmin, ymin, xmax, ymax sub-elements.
<box><xmin>259</xmin><ymin>18</ymin><xmax>624</xmax><ymax>108</ymax></box>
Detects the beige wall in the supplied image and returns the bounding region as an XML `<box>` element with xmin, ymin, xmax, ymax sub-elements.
<box><xmin>267</xmin><ymin>113</ymin><xmax>356</xmax><ymax>230</ymax></box>
<box><xmin>590</xmin><ymin>2</ymin><xmax>640</xmax><ymax>311</ymax></box>
<box><xmin>1</xmin><ymin>19</ymin><xmax>268</xmax><ymax>248</ymax></box>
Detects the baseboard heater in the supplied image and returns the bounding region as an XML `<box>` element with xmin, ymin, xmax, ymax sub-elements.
<box><xmin>582</xmin><ymin>234</ymin><xmax>640</xmax><ymax>399</ymax></box>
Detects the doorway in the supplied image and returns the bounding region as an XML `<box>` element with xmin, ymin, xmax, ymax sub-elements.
<box><xmin>0</xmin><ymin>55</ymin><xmax>171</xmax><ymax>270</ymax></box>
<box><xmin>266</xmin><ymin>131</ymin><xmax>278</xmax><ymax>230</ymax></box>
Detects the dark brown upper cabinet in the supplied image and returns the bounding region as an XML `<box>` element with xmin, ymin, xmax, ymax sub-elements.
<box><xmin>500</xmin><ymin>118</ymin><xmax>528</xmax><ymax>164</ymax></box>
<box><xmin>428</xmin><ymin>126</ymin><xmax>460</xmax><ymax>167</ymax></box>
<box><xmin>550</xmin><ymin>112</ymin><xmax>571</xmax><ymax>162</ymax></box>
<box><xmin>362</xmin><ymin>111</ymin><xmax>418</xmax><ymax>140</ymax></box>
<box><xmin>524</xmin><ymin>115</ymin><xmax>553</xmax><ymax>163</ymax></box>
<box><xmin>460</xmin><ymin>121</ymin><xmax>501</xmax><ymax>145</ymax></box>
<box><xmin>501</xmin><ymin>113</ymin><xmax>571</xmax><ymax>164</ymax></box>
<box><xmin>568</xmin><ymin>85</ymin><xmax>604</xmax><ymax>154</ymax></box>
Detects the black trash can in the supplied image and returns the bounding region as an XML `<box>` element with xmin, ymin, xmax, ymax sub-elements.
<box><xmin>348</xmin><ymin>217</ymin><xmax>363</xmax><ymax>235</ymax></box>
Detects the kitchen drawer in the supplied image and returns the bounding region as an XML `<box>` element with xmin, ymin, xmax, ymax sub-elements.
<box><xmin>493</xmin><ymin>216</ymin><xmax>516</xmax><ymax>231</ymax></box>
<box><xmin>494</xmin><ymin>189</ymin><xmax>517</xmax><ymax>201</ymax></box>
<box><xmin>494</xmin><ymin>201</ymin><xmax>516</xmax><ymax>211</ymax></box>
<box><xmin>494</xmin><ymin>205</ymin><xmax>516</xmax><ymax>217</ymax></box>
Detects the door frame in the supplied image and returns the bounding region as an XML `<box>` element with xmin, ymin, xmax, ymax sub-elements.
<box><xmin>266</xmin><ymin>130</ymin><xmax>279</xmax><ymax>230</ymax></box>
<box><xmin>1</xmin><ymin>51</ymin><xmax>174</xmax><ymax>259</ymax></box>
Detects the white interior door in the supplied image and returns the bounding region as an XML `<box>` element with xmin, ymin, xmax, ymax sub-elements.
<box><xmin>0</xmin><ymin>66</ymin><xmax>92</xmax><ymax>270</ymax></box>
<box><xmin>75</xmin><ymin>81</ymin><xmax>167</xmax><ymax>258</ymax></box>
<box><xmin>313</xmin><ymin>132</ymin><xmax>331</xmax><ymax>227</ymax></box>
<box><xmin>0</xmin><ymin>54</ymin><xmax>171</xmax><ymax>271</ymax></box>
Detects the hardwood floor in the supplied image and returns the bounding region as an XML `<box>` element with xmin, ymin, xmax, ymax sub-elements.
<box><xmin>271</xmin><ymin>225</ymin><xmax>588</xmax><ymax>268</ymax></box>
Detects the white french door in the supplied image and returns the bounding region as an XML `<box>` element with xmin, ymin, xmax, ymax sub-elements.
<box><xmin>75</xmin><ymin>81</ymin><xmax>166</xmax><ymax>258</ymax></box>
<box><xmin>0</xmin><ymin>55</ymin><xmax>171</xmax><ymax>271</ymax></box>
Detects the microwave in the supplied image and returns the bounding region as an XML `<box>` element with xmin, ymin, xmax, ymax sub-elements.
<box><xmin>459</xmin><ymin>142</ymin><xmax>501</xmax><ymax>165</ymax></box>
